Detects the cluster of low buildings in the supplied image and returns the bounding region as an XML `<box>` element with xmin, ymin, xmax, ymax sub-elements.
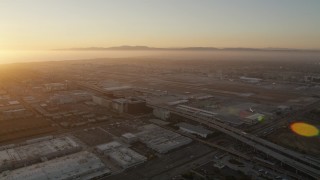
<box><xmin>0</xmin><ymin>94</ymin><xmax>31</xmax><ymax>120</ymax></box>
<box><xmin>49</xmin><ymin>90</ymin><xmax>92</xmax><ymax>105</ymax></box>
<box><xmin>176</xmin><ymin>122</ymin><xmax>213</xmax><ymax>138</ymax></box>
<box><xmin>0</xmin><ymin>119</ymin><xmax>197</xmax><ymax>179</ymax></box>
<box><xmin>96</xmin><ymin>141</ymin><xmax>147</xmax><ymax>169</ymax></box>
<box><xmin>43</xmin><ymin>82</ymin><xmax>67</xmax><ymax>92</ymax></box>
<box><xmin>0</xmin><ymin>136</ymin><xmax>81</xmax><ymax>172</ymax></box>
<box><xmin>0</xmin><ymin>136</ymin><xmax>112</xmax><ymax>180</ymax></box>
<box><xmin>0</xmin><ymin>151</ymin><xmax>110</xmax><ymax>180</ymax></box>
<box><xmin>136</xmin><ymin>124</ymin><xmax>192</xmax><ymax>153</ymax></box>
<box><xmin>93</xmin><ymin>95</ymin><xmax>152</xmax><ymax>115</ymax></box>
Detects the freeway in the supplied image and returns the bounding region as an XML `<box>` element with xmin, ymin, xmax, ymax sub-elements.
<box><xmin>158</xmin><ymin>124</ymin><xmax>305</xmax><ymax>179</ymax></box>
<box><xmin>75</xmin><ymin>81</ymin><xmax>320</xmax><ymax>178</ymax></box>
<box><xmin>250</xmin><ymin>100</ymin><xmax>320</xmax><ymax>165</ymax></box>
<box><xmin>165</xmin><ymin>102</ymin><xmax>320</xmax><ymax>168</ymax></box>
<box><xmin>159</xmin><ymin>123</ymin><xmax>251</xmax><ymax>161</ymax></box>
<box><xmin>148</xmin><ymin>104</ymin><xmax>320</xmax><ymax>179</ymax></box>
<box><xmin>203</xmin><ymin>110</ymin><xmax>320</xmax><ymax>171</ymax></box>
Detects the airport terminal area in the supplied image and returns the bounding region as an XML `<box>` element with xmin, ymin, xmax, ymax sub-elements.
<box><xmin>0</xmin><ymin>57</ymin><xmax>319</xmax><ymax>180</ymax></box>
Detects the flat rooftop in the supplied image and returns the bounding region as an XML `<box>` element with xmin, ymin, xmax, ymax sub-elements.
<box><xmin>176</xmin><ymin>122</ymin><xmax>213</xmax><ymax>135</ymax></box>
<box><xmin>122</xmin><ymin>133</ymin><xmax>137</xmax><ymax>139</ymax></box>
<box><xmin>97</xmin><ymin>141</ymin><xmax>147</xmax><ymax>169</ymax></box>
<box><xmin>107</xmin><ymin>147</ymin><xmax>147</xmax><ymax>168</ymax></box>
<box><xmin>245</xmin><ymin>113</ymin><xmax>264</xmax><ymax>120</ymax></box>
<box><xmin>136</xmin><ymin>124</ymin><xmax>192</xmax><ymax>153</ymax></box>
<box><xmin>149</xmin><ymin>119</ymin><xmax>170</xmax><ymax>126</ymax></box>
<box><xmin>0</xmin><ymin>151</ymin><xmax>110</xmax><ymax>180</ymax></box>
<box><xmin>96</xmin><ymin>141</ymin><xmax>122</xmax><ymax>152</ymax></box>
<box><xmin>0</xmin><ymin>136</ymin><xmax>80</xmax><ymax>170</ymax></box>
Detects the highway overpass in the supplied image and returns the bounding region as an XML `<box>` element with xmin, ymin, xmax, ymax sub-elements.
<box><xmin>148</xmin><ymin>104</ymin><xmax>320</xmax><ymax>179</ymax></box>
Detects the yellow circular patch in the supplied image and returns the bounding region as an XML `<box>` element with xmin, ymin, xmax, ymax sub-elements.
<box><xmin>290</xmin><ymin>122</ymin><xmax>319</xmax><ymax>137</ymax></box>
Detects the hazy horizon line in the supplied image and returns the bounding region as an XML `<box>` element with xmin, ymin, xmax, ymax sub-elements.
<box><xmin>53</xmin><ymin>45</ymin><xmax>320</xmax><ymax>52</ymax></box>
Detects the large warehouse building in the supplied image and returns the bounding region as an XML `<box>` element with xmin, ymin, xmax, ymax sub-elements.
<box><xmin>136</xmin><ymin>124</ymin><xmax>192</xmax><ymax>153</ymax></box>
<box><xmin>0</xmin><ymin>136</ymin><xmax>81</xmax><ymax>171</ymax></box>
<box><xmin>96</xmin><ymin>141</ymin><xmax>147</xmax><ymax>169</ymax></box>
<box><xmin>0</xmin><ymin>151</ymin><xmax>111</xmax><ymax>180</ymax></box>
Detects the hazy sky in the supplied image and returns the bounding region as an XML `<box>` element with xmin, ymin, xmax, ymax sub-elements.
<box><xmin>1</xmin><ymin>0</ymin><xmax>320</xmax><ymax>50</ymax></box>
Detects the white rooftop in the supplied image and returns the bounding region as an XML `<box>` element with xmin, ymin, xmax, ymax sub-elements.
<box><xmin>107</xmin><ymin>147</ymin><xmax>147</xmax><ymax>168</ymax></box>
<box><xmin>122</xmin><ymin>133</ymin><xmax>136</xmax><ymax>139</ymax></box>
<box><xmin>0</xmin><ymin>136</ymin><xmax>80</xmax><ymax>170</ymax></box>
<box><xmin>96</xmin><ymin>141</ymin><xmax>146</xmax><ymax>169</ymax></box>
<box><xmin>136</xmin><ymin>124</ymin><xmax>192</xmax><ymax>153</ymax></box>
<box><xmin>96</xmin><ymin>141</ymin><xmax>121</xmax><ymax>152</ymax></box>
<box><xmin>246</xmin><ymin>113</ymin><xmax>264</xmax><ymax>120</ymax></box>
<box><xmin>176</xmin><ymin>122</ymin><xmax>213</xmax><ymax>135</ymax></box>
<box><xmin>104</xmin><ymin>86</ymin><xmax>131</xmax><ymax>91</ymax></box>
<box><xmin>0</xmin><ymin>151</ymin><xmax>110</xmax><ymax>180</ymax></box>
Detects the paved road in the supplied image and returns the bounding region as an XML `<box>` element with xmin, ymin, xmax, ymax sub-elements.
<box><xmin>148</xmin><ymin>104</ymin><xmax>320</xmax><ymax>179</ymax></box>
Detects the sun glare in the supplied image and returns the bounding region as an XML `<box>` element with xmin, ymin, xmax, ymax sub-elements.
<box><xmin>290</xmin><ymin>122</ymin><xmax>319</xmax><ymax>137</ymax></box>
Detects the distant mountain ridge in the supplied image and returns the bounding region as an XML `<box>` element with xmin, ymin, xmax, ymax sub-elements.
<box><xmin>54</xmin><ymin>46</ymin><xmax>320</xmax><ymax>52</ymax></box>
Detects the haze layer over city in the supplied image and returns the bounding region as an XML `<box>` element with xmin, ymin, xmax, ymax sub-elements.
<box><xmin>0</xmin><ymin>1</ymin><xmax>319</xmax><ymax>180</ymax></box>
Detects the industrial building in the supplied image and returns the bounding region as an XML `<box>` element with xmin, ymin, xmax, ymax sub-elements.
<box><xmin>167</xmin><ymin>99</ymin><xmax>188</xmax><ymax>106</ymax></box>
<box><xmin>104</xmin><ymin>86</ymin><xmax>132</xmax><ymax>92</ymax></box>
<box><xmin>213</xmin><ymin>161</ymin><xmax>225</xmax><ymax>169</ymax></box>
<box><xmin>304</xmin><ymin>75</ymin><xmax>320</xmax><ymax>83</ymax></box>
<box><xmin>122</xmin><ymin>133</ymin><xmax>138</xmax><ymax>144</ymax></box>
<box><xmin>136</xmin><ymin>124</ymin><xmax>192</xmax><ymax>153</ymax></box>
<box><xmin>96</xmin><ymin>141</ymin><xmax>122</xmax><ymax>154</ymax></box>
<box><xmin>107</xmin><ymin>147</ymin><xmax>147</xmax><ymax>169</ymax></box>
<box><xmin>49</xmin><ymin>90</ymin><xmax>92</xmax><ymax>105</ymax></box>
<box><xmin>96</xmin><ymin>141</ymin><xmax>147</xmax><ymax>169</ymax></box>
<box><xmin>176</xmin><ymin>122</ymin><xmax>213</xmax><ymax>138</ymax></box>
<box><xmin>0</xmin><ymin>105</ymin><xmax>31</xmax><ymax>120</ymax></box>
<box><xmin>0</xmin><ymin>151</ymin><xmax>111</xmax><ymax>180</ymax></box>
<box><xmin>0</xmin><ymin>136</ymin><xmax>81</xmax><ymax>171</ymax></box>
<box><xmin>149</xmin><ymin>119</ymin><xmax>170</xmax><ymax>126</ymax></box>
<box><xmin>243</xmin><ymin>113</ymin><xmax>265</xmax><ymax>125</ymax></box>
<box><xmin>176</xmin><ymin>104</ymin><xmax>243</xmax><ymax>126</ymax></box>
<box><xmin>111</xmin><ymin>98</ymin><xmax>127</xmax><ymax>113</ymax></box>
<box><xmin>153</xmin><ymin>108</ymin><xmax>171</xmax><ymax>120</ymax></box>
<box><xmin>111</xmin><ymin>97</ymin><xmax>152</xmax><ymax>114</ymax></box>
<box><xmin>176</xmin><ymin>105</ymin><xmax>217</xmax><ymax>118</ymax></box>
<box><xmin>43</xmin><ymin>83</ymin><xmax>67</xmax><ymax>92</ymax></box>
<box><xmin>92</xmin><ymin>95</ymin><xmax>112</xmax><ymax>108</ymax></box>
<box><xmin>239</xmin><ymin>76</ymin><xmax>262</xmax><ymax>83</ymax></box>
